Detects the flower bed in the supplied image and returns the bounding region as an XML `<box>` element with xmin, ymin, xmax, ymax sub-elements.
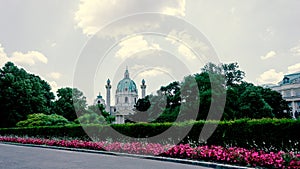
<box><xmin>0</xmin><ymin>136</ymin><xmax>299</xmax><ymax>168</ymax></box>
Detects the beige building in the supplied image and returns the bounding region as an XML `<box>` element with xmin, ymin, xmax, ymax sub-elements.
<box><xmin>270</xmin><ymin>72</ymin><xmax>300</xmax><ymax>118</ymax></box>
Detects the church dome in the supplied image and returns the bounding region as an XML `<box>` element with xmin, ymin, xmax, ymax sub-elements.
<box><xmin>116</xmin><ymin>68</ymin><xmax>137</xmax><ymax>93</ymax></box>
<box><xmin>116</xmin><ymin>78</ymin><xmax>137</xmax><ymax>93</ymax></box>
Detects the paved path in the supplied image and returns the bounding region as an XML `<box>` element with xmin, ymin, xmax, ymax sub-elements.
<box><xmin>0</xmin><ymin>143</ymin><xmax>213</xmax><ymax>169</ymax></box>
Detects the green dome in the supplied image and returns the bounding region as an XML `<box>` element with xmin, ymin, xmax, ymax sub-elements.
<box><xmin>116</xmin><ymin>78</ymin><xmax>137</xmax><ymax>93</ymax></box>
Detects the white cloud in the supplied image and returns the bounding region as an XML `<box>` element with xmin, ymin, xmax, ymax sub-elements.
<box><xmin>162</xmin><ymin>0</ymin><xmax>185</xmax><ymax>16</ymax></box>
<box><xmin>131</xmin><ymin>64</ymin><xmax>146</xmax><ymax>71</ymax></box>
<box><xmin>165</xmin><ymin>30</ymin><xmax>209</xmax><ymax>61</ymax></box>
<box><xmin>0</xmin><ymin>43</ymin><xmax>48</xmax><ymax>66</ymax></box>
<box><xmin>115</xmin><ymin>35</ymin><xmax>160</xmax><ymax>59</ymax></box>
<box><xmin>138</xmin><ymin>67</ymin><xmax>170</xmax><ymax>77</ymax></box>
<box><xmin>47</xmin><ymin>72</ymin><xmax>62</xmax><ymax>80</ymax></box>
<box><xmin>10</xmin><ymin>51</ymin><xmax>47</xmax><ymax>66</ymax></box>
<box><xmin>257</xmin><ymin>69</ymin><xmax>283</xmax><ymax>84</ymax></box>
<box><xmin>290</xmin><ymin>42</ymin><xmax>300</xmax><ymax>56</ymax></box>
<box><xmin>260</xmin><ymin>50</ymin><xmax>276</xmax><ymax>60</ymax></box>
<box><xmin>288</xmin><ymin>63</ymin><xmax>300</xmax><ymax>74</ymax></box>
<box><xmin>74</xmin><ymin>0</ymin><xmax>186</xmax><ymax>36</ymax></box>
<box><xmin>177</xmin><ymin>44</ymin><xmax>196</xmax><ymax>60</ymax></box>
<box><xmin>0</xmin><ymin>44</ymin><xmax>9</xmax><ymax>67</ymax></box>
<box><xmin>48</xmin><ymin>81</ymin><xmax>59</xmax><ymax>93</ymax></box>
<box><xmin>51</xmin><ymin>43</ymin><xmax>57</xmax><ymax>47</ymax></box>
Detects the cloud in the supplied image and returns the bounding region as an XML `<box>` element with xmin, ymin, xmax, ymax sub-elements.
<box><xmin>0</xmin><ymin>43</ymin><xmax>48</xmax><ymax>66</ymax></box>
<box><xmin>177</xmin><ymin>45</ymin><xmax>196</xmax><ymax>60</ymax></box>
<box><xmin>48</xmin><ymin>81</ymin><xmax>59</xmax><ymax>93</ymax></box>
<box><xmin>165</xmin><ymin>30</ymin><xmax>209</xmax><ymax>61</ymax></box>
<box><xmin>257</xmin><ymin>69</ymin><xmax>283</xmax><ymax>84</ymax></box>
<box><xmin>138</xmin><ymin>69</ymin><xmax>167</xmax><ymax>77</ymax></box>
<box><xmin>288</xmin><ymin>63</ymin><xmax>300</xmax><ymax>74</ymax></box>
<box><xmin>74</xmin><ymin>0</ymin><xmax>186</xmax><ymax>36</ymax></box>
<box><xmin>136</xmin><ymin>66</ymin><xmax>171</xmax><ymax>78</ymax></box>
<box><xmin>115</xmin><ymin>35</ymin><xmax>160</xmax><ymax>59</ymax></box>
<box><xmin>290</xmin><ymin>41</ymin><xmax>300</xmax><ymax>56</ymax></box>
<box><xmin>260</xmin><ymin>50</ymin><xmax>276</xmax><ymax>60</ymax></box>
<box><xmin>47</xmin><ymin>72</ymin><xmax>62</xmax><ymax>80</ymax></box>
<box><xmin>0</xmin><ymin>44</ymin><xmax>9</xmax><ymax>67</ymax></box>
<box><xmin>51</xmin><ymin>43</ymin><xmax>57</xmax><ymax>47</ymax></box>
<box><xmin>162</xmin><ymin>0</ymin><xmax>185</xmax><ymax>16</ymax></box>
<box><xmin>10</xmin><ymin>51</ymin><xmax>48</xmax><ymax>66</ymax></box>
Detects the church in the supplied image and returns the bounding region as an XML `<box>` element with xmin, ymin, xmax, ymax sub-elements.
<box><xmin>94</xmin><ymin>68</ymin><xmax>146</xmax><ymax>124</ymax></box>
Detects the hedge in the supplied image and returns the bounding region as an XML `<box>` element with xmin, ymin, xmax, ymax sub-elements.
<box><xmin>0</xmin><ymin>118</ymin><xmax>299</xmax><ymax>151</ymax></box>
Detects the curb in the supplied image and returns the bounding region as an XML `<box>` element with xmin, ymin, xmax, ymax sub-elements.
<box><xmin>0</xmin><ymin>142</ymin><xmax>254</xmax><ymax>169</ymax></box>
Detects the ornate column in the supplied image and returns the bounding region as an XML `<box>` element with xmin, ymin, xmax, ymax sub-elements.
<box><xmin>141</xmin><ymin>79</ymin><xmax>146</xmax><ymax>98</ymax></box>
<box><xmin>105</xmin><ymin>79</ymin><xmax>111</xmax><ymax>114</ymax></box>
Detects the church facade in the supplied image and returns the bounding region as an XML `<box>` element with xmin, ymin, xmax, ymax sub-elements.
<box><xmin>94</xmin><ymin>68</ymin><xmax>146</xmax><ymax>124</ymax></box>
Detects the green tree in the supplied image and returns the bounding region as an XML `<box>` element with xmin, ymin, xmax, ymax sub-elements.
<box><xmin>16</xmin><ymin>113</ymin><xmax>69</xmax><ymax>127</ymax></box>
<box><xmin>201</xmin><ymin>62</ymin><xmax>245</xmax><ymax>87</ymax></box>
<box><xmin>52</xmin><ymin>87</ymin><xmax>87</xmax><ymax>121</ymax></box>
<box><xmin>0</xmin><ymin>62</ymin><xmax>55</xmax><ymax>127</ymax></box>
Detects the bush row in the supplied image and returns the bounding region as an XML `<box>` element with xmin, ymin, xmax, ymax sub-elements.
<box><xmin>0</xmin><ymin>118</ymin><xmax>299</xmax><ymax>151</ymax></box>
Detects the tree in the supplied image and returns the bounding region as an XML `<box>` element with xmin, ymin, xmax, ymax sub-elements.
<box><xmin>260</xmin><ymin>87</ymin><xmax>291</xmax><ymax>118</ymax></box>
<box><xmin>52</xmin><ymin>87</ymin><xmax>87</xmax><ymax>121</ymax></box>
<box><xmin>201</xmin><ymin>62</ymin><xmax>245</xmax><ymax>86</ymax></box>
<box><xmin>16</xmin><ymin>113</ymin><xmax>69</xmax><ymax>127</ymax></box>
<box><xmin>127</xmin><ymin>96</ymin><xmax>151</xmax><ymax>123</ymax></box>
<box><xmin>239</xmin><ymin>86</ymin><xmax>273</xmax><ymax>119</ymax></box>
<box><xmin>0</xmin><ymin>62</ymin><xmax>55</xmax><ymax>127</ymax></box>
<box><xmin>134</xmin><ymin>96</ymin><xmax>151</xmax><ymax>112</ymax></box>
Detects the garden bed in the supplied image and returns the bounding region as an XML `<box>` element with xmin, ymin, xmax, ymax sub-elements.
<box><xmin>0</xmin><ymin>136</ymin><xmax>299</xmax><ymax>168</ymax></box>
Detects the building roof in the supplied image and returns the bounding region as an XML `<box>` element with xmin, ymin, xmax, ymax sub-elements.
<box><xmin>116</xmin><ymin>68</ymin><xmax>137</xmax><ymax>93</ymax></box>
<box><xmin>278</xmin><ymin>72</ymin><xmax>300</xmax><ymax>85</ymax></box>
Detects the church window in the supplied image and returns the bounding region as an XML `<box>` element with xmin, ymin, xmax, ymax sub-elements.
<box><xmin>97</xmin><ymin>100</ymin><xmax>100</xmax><ymax>104</ymax></box>
<box><xmin>134</xmin><ymin>98</ymin><xmax>136</xmax><ymax>103</ymax></box>
<box><xmin>125</xmin><ymin>88</ymin><xmax>128</xmax><ymax>91</ymax></box>
<box><xmin>125</xmin><ymin>97</ymin><xmax>128</xmax><ymax>103</ymax></box>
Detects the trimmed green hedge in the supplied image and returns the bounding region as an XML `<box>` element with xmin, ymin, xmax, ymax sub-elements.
<box><xmin>0</xmin><ymin>118</ymin><xmax>299</xmax><ymax>151</ymax></box>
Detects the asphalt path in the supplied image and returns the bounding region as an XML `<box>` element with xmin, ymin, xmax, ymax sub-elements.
<box><xmin>0</xmin><ymin>143</ymin><xmax>213</xmax><ymax>169</ymax></box>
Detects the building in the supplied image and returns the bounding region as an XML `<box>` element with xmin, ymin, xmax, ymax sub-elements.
<box><xmin>270</xmin><ymin>72</ymin><xmax>300</xmax><ymax>118</ymax></box>
<box><xmin>94</xmin><ymin>67</ymin><xmax>147</xmax><ymax>124</ymax></box>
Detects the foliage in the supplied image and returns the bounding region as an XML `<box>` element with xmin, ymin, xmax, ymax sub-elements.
<box><xmin>134</xmin><ymin>96</ymin><xmax>151</xmax><ymax>112</ymax></box>
<box><xmin>51</xmin><ymin>87</ymin><xmax>87</xmax><ymax>121</ymax></box>
<box><xmin>140</xmin><ymin>62</ymin><xmax>290</xmax><ymax>122</ymax></box>
<box><xmin>1</xmin><ymin>118</ymin><xmax>299</xmax><ymax>152</ymax></box>
<box><xmin>86</xmin><ymin>104</ymin><xmax>115</xmax><ymax>123</ymax></box>
<box><xmin>75</xmin><ymin>113</ymin><xmax>107</xmax><ymax>125</ymax></box>
<box><xmin>16</xmin><ymin>113</ymin><xmax>69</xmax><ymax>127</ymax></box>
<box><xmin>0</xmin><ymin>62</ymin><xmax>55</xmax><ymax>127</ymax></box>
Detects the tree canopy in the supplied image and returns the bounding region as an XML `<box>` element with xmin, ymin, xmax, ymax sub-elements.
<box><xmin>0</xmin><ymin>62</ymin><xmax>54</xmax><ymax>127</ymax></box>
<box><xmin>133</xmin><ymin>62</ymin><xmax>290</xmax><ymax>123</ymax></box>
<box><xmin>51</xmin><ymin>87</ymin><xmax>87</xmax><ymax>121</ymax></box>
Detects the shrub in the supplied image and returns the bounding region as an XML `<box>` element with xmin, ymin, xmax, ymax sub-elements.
<box><xmin>1</xmin><ymin>118</ymin><xmax>300</xmax><ymax>151</ymax></box>
<box><xmin>16</xmin><ymin>113</ymin><xmax>69</xmax><ymax>127</ymax></box>
<box><xmin>75</xmin><ymin>113</ymin><xmax>107</xmax><ymax>125</ymax></box>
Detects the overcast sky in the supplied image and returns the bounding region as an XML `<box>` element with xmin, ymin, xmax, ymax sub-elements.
<box><xmin>1</xmin><ymin>0</ymin><xmax>300</xmax><ymax>104</ymax></box>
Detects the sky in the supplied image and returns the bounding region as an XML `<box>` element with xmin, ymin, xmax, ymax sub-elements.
<box><xmin>1</xmin><ymin>0</ymin><xmax>300</xmax><ymax>104</ymax></box>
